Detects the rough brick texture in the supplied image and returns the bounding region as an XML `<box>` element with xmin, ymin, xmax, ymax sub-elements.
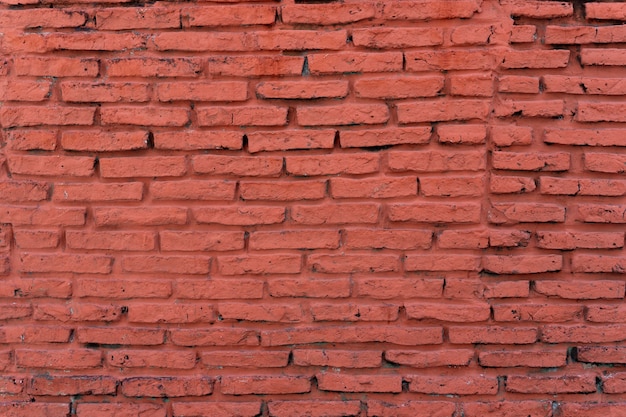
<box><xmin>1</xmin><ymin>0</ymin><xmax>625</xmax><ymax>415</ymax></box>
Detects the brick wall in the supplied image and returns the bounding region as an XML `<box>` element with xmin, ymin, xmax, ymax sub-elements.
<box><xmin>0</xmin><ymin>0</ymin><xmax>625</xmax><ymax>415</ymax></box>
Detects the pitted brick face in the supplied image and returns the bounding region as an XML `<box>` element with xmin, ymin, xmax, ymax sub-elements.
<box><xmin>1</xmin><ymin>0</ymin><xmax>626</xmax><ymax>415</ymax></box>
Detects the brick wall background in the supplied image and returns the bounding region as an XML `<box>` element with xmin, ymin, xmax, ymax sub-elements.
<box><xmin>0</xmin><ymin>0</ymin><xmax>626</xmax><ymax>415</ymax></box>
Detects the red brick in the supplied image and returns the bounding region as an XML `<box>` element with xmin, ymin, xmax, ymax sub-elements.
<box><xmin>240</xmin><ymin>180</ymin><xmax>326</xmax><ymax>201</ymax></box>
<box><xmin>61</xmin><ymin>130</ymin><xmax>148</xmax><ymax>151</ymax></box>
<box><xmin>170</xmin><ymin>328</ymin><xmax>259</xmax><ymax>347</ymax></box>
<box><xmin>219</xmin><ymin>303</ymin><xmax>303</xmax><ymax>322</ymax></box>
<box><xmin>108</xmin><ymin>350</ymin><xmax>197</xmax><ymax>369</ymax></box>
<box><xmin>541</xmin><ymin>324</ymin><xmax>626</xmax><ymax>343</ymax></box>
<box><xmin>0</xmin><ymin>80</ymin><xmax>50</xmax><ymax>101</ymax></box>
<box><xmin>388</xmin><ymin>150</ymin><xmax>486</xmax><ymax>172</ymax></box>
<box><xmin>0</xmin><ymin>180</ymin><xmax>49</xmax><ymax>202</ymax></box>
<box><xmin>544</xmin><ymin>76</ymin><xmax>626</xmax><ymax>96</ymax></box>
<box><xmin>510</xmin><ymin>25</ymin><xmax>537</xmax><ymax>43</ymax></box>
<box><xmin>93</xmin><ymin>207</ymin><xmax>187</xmax><ymax>227</ymax></box>
<box><xmin>508</xmin><ymin>0</ymin><xmax>572</xmax><ymax>18</ymax></box>
<box><xmin>383</xmin><ymin>0</ymin><xmax>481</xmax><ymax>20</ymax></box>
<box><xmin>122</xmin><ymin>255</ymin><xmax>210</xmax><ymax>275</ymax></box>
<box><xmin>0</xmin><ymin>279</ymin><xmax>70</xmax><ymax>299</ymax></box>
<box><xmin>308</xmin><ymin>254</ymin><xmax>398</xmax><ymax>273</ymax></box>
<box><xmin>107</xmin><ymin>57</ymin><xmax>202</xmax><ymax>77</ymax></box>
<box><xmin>479</xmin><ymin>350</ymin><xmax>567</xmax><ymax>368</ymax></box>
<box><xmin>269</xmin><ymin>277</ymin><xmax>351</xmax><ymax>299</ymax></box>
<box><xmin>307</xmin><ymin>52</ymin><xmax>403</xmax><ymax>74</ymax></box>
<box><xmin>490</xmin><ymin>175</ymin><xmax>536</xmax><ymax>194</ymax></box>
<box><xmin>388</xmin><ymin>203</ymin><xmax>481</xmax><ymax>223</ymax></box>
<box><xmin>101</xmin><ymin>107</ymin><xmax>189</xmax><ymax>127</ymax></box>
<box><xmin>158</xmin><ymin>81</ymin><xmax>248</xmax><ymax>102</ymax></box>
<box><xmin>420</xmin><ymin>176</ymin><xmax>484</xmax><ymax>197</ymax></box>
<box><xmin>54</xmin><ymin>182</ymin><xmax>143</xmax><ymax>202</ymax></box>
<box><xmin>175</xmin><ymin>279</ymin><xmax>263</xmax><ymax>300</ymax></box>
<box><xmin>100</xmin><ymin>156</ymin><xmax>186</xmax><ymax>178</ymax></box>
<box><xmin>367</xmin><ymin>400</ymin><xmax>456</xmax><ymax>417</ymax></box>
<box><xmin>34</xmin><ymin>303</ymin><xmax>123</xmax><ymax>322</ymax></box>
<box><xmin>352</xmin><ymin>27</ymin><xmax>443</xmax><ymax>48</ymax></box>
<box><xmin>154</xmin><ymin>131</ymin><xmax>242</xmax><ymax>150</ymax></box>
<box><xmin>408</xmin><ymin>375</ymin><xmax>498</xmax><ymax>395</ymax></box>
<box><xmin>255</xmin><ymin>30</ymin><xmax>346</xmax><ymax>51</ymax></box>
<box><xmin>537</xmin><ymin>231</ymin><xmax>624</xmax><ymax>250</ymax></box>
<box><xmin>192</xmin><ymin>155</ymin><xmax>282</xmax><ymax>176</ymax></box>
<box><xmin>95</xmin><ymin>7</ymin><xmax>179</xmax><ymax>30</ymax></box>
<box><xmin>317</xmin><ymin>373</ymin><xmax>401</xmax><ymax>393</ymax></box>
<box><xmin>293</xmin><ymin>349</ymin><xmax>381</xmax><ymax>368</ymax></box>
<box><xmin>451</xmin><ymin>24</ymin><xmax>494</xmax><ymax>45</ymax></box>
<box><xmin>0</xmin><ymin>326</ymin><xmax>71</xmax><ymax>344</ymax></box>
<box><xmin>75</xmin><ymin>279</ymin><xmax>171</xmax><ymax>299</ymax></box>
<box><xmin>493</xmin><ymin>304</ymin><xmax>582</xmax><ymax>322</ymax></box>
<box><xmin>121</xmin><ymin>377</ymin><xmax>212</xmax><ymax>397</ymax></box>
<box><xmin>19</xmin><ymin>253</ymin><xmax>112</xmax><ymax>274</ymax></box>
<box><xmin>585</xmin><ymin>154</ymin><xmax>626</xmax><ymax>174</ymax></box>
<box><xmin>185</xmin><ymin>5</ymin><xmax>275</xmax><ymax>26</ymax></box>
<box><xmin>219</xmin><ymin>254</ymin><xmax>301</xmax><ymax>275</ymax></box>
<box><xmin>586</xmin><ymin>2</ymin><xmax>626</xmax><ymax>20</ymax></box>
<box><xmin>160</xmin><ymin>231</ymin><xmax>243</xmax><ymax>251</ymax></box>
<box><xmin>492</xmin><ymin>125</ymin><xmax>533</xmax><ymax>147</ymax></box>
<box><xmin>438</xmin><ymin>230</ymin><xmax>488</xmax><ymax>249</ymax></box>
<box><xmin>150</xmin><ymin>180</ymin><xmax>235</xmax><ymax>201</ymax></box>
<box><xmin>502</xmin><ymin>50</ymin><xmax>569</xmax><ymax>69</ymax></box>
<box><xmin>193</xmin><ymin>206</ymin><xmax>285</xmax><ymax>226</ymax></box>
<box><xmin>354</xmin><ymin>76</ymin><xmax>443</xmax><ymax>99</ymax></box>
<box><xmin>0</xmin><ymin>106</ymin><xmax>95</xmax><ymax>128</ymax></box>
<box><xmin>8</xmin><ymin>155</ymin><xmax>94</xmax><ymax>177</ymax></box>
<box><xmin>311</xmin><ymin>303</ymin><xmax>398</xmax><ymax>322</ymax></box>
<box><xmin>437</xmin><ymin>125</ymin><xmax>487</xmax><ymax>145</ymax></box>
<box><xmin>0</xmin><ymin>303</ymin><xmax>31</xmax><ymax>320</ymax></box>
<box><xmin>171</xmin><ymin>402</ymin><xmax>261</xmax><ymax>417</ymax></box>
<box><xmin>398</xmin><ymin>99</ymin><xmax>490</xmax><ymax>123</ymax></box>
<box><xmin>330</xmin><ymin>177</ymin><xmax>416</xmax><ymax>199</ymax></box>
<box><xmin>499</xmin><ymin>75</ymin><xmax>540</xmax><ymax>94</ymax></box>
<box><xmin>544</xmin><ymin>26</ymin><xmax>596</xmax><ymax>44</ymax></box>
<box><xmin>286</xmin><ymin>154</ymin><xmax>379</xmax><ymax>176</ymax></box>
<box><xmin>489</xmin><ymin>202</ymin><xmax>565</xmax><ymax>224</ymax></box>
<box><xmin>30</xmin><ymin>376</ymin><xmax>116</xmax><ymax>396</ymax></box>
<box><xmin>405</xmin><ymin>50</ymin><xmax>498</xmax><ymax>71</ymax></box>
<box><xmin>495</xmin><ymin>100</ymin><xmax>564</xmax><ymax>118</ymax></box>
<box><xmin>449</xmin><ymin>326</ymin><xmax>538</xmax><ymax>344</ymax></box>
<box><xmin>5</xmin><ymin>130</ymin><xmax>57</xmax><ymax>151</ymax></box>
<box><xmin>128</xmin><ymin>303</ymin><xmax>213</xmax><ymax>323</ymax></box>
<box><xmin>198</xmin><ymin>105</ymin><xmax>288</xmax><ymax>127</ymax></box>
<box><xmin>221</xmin><ymin>376</ymin><xmax>311</xmax><ymax>395</ymax></box>
<box><xmin>586</xmin><ymin>305</ymin><xmax>626</xmax><ymax>323</ymax></box>
<box><xmin>405</xmin><ymin>255</ymin><xmax>481</xmax><ymax>272</ymax></box>
<box><xmin>483</xmin><ymin>255</ymin><xmax>562</xmax><ymax>274</ymax></box>
<box><xmin>207</xmin><ymin>55</ymin><xmax>303</xmax><ymax>77</ymax></box>
<box><xmin>0</xmin><ymin>9</ymin><xmax>86</xmax><ymax>29</ymax></box>
<box><xmin>14</xmin><ymin>56</ymin><xmax>98</xmax><ymax>77</ymax></box>
<box><xmin>450</xmin><ymin>74</ymin><xmax>493</xmax><ymax>97</ymax></box>
<box><xmin>546</xmin><ymin>128</ymin><xmax>626</xmax><ymax>146</ymax></box>
<box><xmin>577</xmin><ymin>102</ymin><xmax>626</xmax><ymax>122</ymax></box>
<box><xmin>247</xmin><ymin>130</ymin><xmax>335</xmax><ymax>153</ymax></box>
<box><xmin>463</xmin><ymin>401</ymin><xmax>552</xmax><ymax>417</ymax></box>
<box><xmin>16</xmin><ymin>349</ymin><xmax>101</xmax><ymax>369</ymax></box>
<box><xmin>385</xmin><ymin>349</ymin><xmax>473</xmax><ymax>368</ymax></box>
<box><xmin>250</xmin><ymin>230</ymin><xmax>339</xmax><ymax>250</ymax></box>
<box><xmin>282</xmin><ymin>3</ymin><xmax>375</xmax><ymax>25</ymax></box>
<box><xmin>14</xmin><ymin>230</ymin><xmax>60</xmax><ymax>249</ymax></box>
<box><xmin>150</xmin><ymin>32</ymin><xmax>246</xmax><ymax>52</ymax></box>
<box><xmin>257</xmin><ymin>80</ymin><xmax>347</xmax><ymax>100</ymax></box>
<box><xmin>405</xmin><ymin>301</ymin><xmax>489</xmax><ymax>321</ymax></box>
<box><xmin>201</xmin><ymin>351</ymin><xmax>289</xmax><ymax>368</ymax></box>
<box><xmin>576</xmin><ymin>346</ymin><xmax>626</xmax><ymax>364</ymax></box>
<box><xmin>340</xmin><ymin>127</ymin><xmax>431</xmax><ymax>148</ymax></box>
<box><xmin>506</xmin><ymin>374</ymin><xmax>596</xmax><ymax>394</ymax></box>
<box><xmin>76</xmin><ymin>403</ymin><xmax>165</xmax><ymax>417</ymax></box>
<box><xmin>0</xmin><ymin>403</ymin><xmax>68</xmax><ymax>417</ymax></box>
<box><xmin>345</xmin><ymin>229</ymin><xmax>432</xmax><ymax>250</ymax></box>
<box><xmin>297</xmin><ymin>104</ymin><xmax>389</xmax><ymax>126</ymax></box>
<box><xmin>61</xmin><ymin>82</ymin><xmax>150</xmax><ymax>103</ymax></box>
<box><xmin>572</xmin><ymin>255</ymin><xmax>626</xmax><ymax>273</ymax></box>
<box><xmin>560</xmin><ymin>402</ymin><xmax>626</xmax><ymax>417</ymax></box>
<box><xmin>269</xmin><ymin>401</ymin><xmax>361</xmax><ymax>417</ymax></box>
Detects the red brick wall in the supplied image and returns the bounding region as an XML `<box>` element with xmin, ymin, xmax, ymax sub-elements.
<box><xmin>1</xmin><ymin>0</ymin><xmax>625</xmax><ymax>415</ymax></box>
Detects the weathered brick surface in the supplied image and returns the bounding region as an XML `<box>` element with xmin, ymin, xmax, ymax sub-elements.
<box><xmin>0</xmin><ymin>0</ymin><xmax>625</xmax><ymax>414</ymax></box>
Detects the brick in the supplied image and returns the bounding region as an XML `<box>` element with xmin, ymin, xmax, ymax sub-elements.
<box><xmin>450</xmin><ymin>74</ymin><xmax>493</xmax><ymax>97</ymax></box>
<box><xmin>193</xmin><ymin>206</ymin><xmax>285</xmax><ymax>226</ymax></box>
<box><xmin>269</xmin><ymin>401</ymin><xmax>361</xmax><ymax>417</ymax></box>
<box><xmin>489</xmin><ymin>203</ymin><xmax>565</xmax><ymax>224</ymax></box>
<box><xmin>438</xmin><ymin>230</ymin><xmax>489</xmax><ymax>249</ymax></box>
<box><xmin>19</xmin><ymin>253</ymin><xmax>112</xmax><ymax>274</ymax></box>
<box><xmin>16</xmin><ymin>349</ymin><xmax>101</xmax><ymax>369</ymax></box>
<box><xmin>0</xmin><ymin>377</ymin><xmax>24</xmax><ymax>394</ymax></box>
<box><xmin>493</xmin><ymin>304</ymin><xmax>582</xmax><ymax>322</ymax></box>
<box><xmin>408</xmin><ymin>375</ymin><xmax>498</xmax><ymax>395</ymax></box>
<box><xmin>122</xmin><ymin>255</ymin><xmax>210</xmax><ymax>275</ymax></box>
<box><xmin>0</xmin><ymin>279</ymin><xmax>70</xmax><ymax>299</ymax></box>
<box><xmin>8</xmin><ymin>155</ymin><xmax>94</xmax><ymax>177</ymax></box>
<box><xmin>330</xmin><ymin>177</ymin><xmax>416</xmax><ymax>199</ymax></box>
<box><xmin>479</xmin><ymin>350</ymin><xmax>566</xmax><ymax>368</ymax></box>
<box><xmin>544</xmin><ymin>76</ymin><xmax>626</xmax><ymax>96</ymax></box>
<box><xmin>354</xmin><ymin>76</ymin><xmax>443</xmax><ymax>99</ymax></box>
<box><xmin>293</xmin><ymin>349</ymin><xmax>381</xmax><ymax>368</ymax></box>
<box><xmin>261</xmin><ymin>326</ymin><xmax>443</xmax><ymax>346</ymax></box>
<box><xmin>420</xmin><ymin>176</ymin><xmax>484</xmax><ymax>197</ymax></box>
<box><xmin>352</xmin><ymin>27</ymin><xmax>443</xmax><ymax>49</ymax></box>
<box><xmin>151</xmin><ymin>180</ymin><xmax>235</xmax><ymax>201</ymax></box>
<box><xmin>170</xmin><ymin>328</ymin><xmax>259</xmax><ymax>347</ymax></box>
<box><xmin>586</xmin><ymin>3</ymin><xmax>626</xmax><ymax>20</ymax></box>
<box><xmin>345</xmin><ymin>229</ymin><xmax>432</xmax><ymax>250</ymax></box>
<box><xmin>385</xmin><ymin>349</ymin><xmax>473</xmax><ymax>367</ymax></box>
<box><xmin>572</xmin><ymin>255</ymin><xmax>626</xmax><ymax>273</ymax></box>
<box><xmin>172</xmin><ymin>402</ymin><xmax>261</xmax><ymax>417</ymax></box>
<box><xmin>495</xmin><ymin>100</ymin><xmax>564</xmax><ymax>118</ymax></box>
<box><xmin>0</xmin><ymin>181</ymin><xmax>49</xmax><ymax>202</ymax></box>
<box><xmin>175</xmin><ymin>279</ymin><xmax>263</xmax><ymax>300</ymax></box>
<box><xmin>250</xmin><ymin>230</ymin><xmax>339</xmax><ymax>250</ymax></box>
<box><xmin>398</xmin><ymin>99</ymin><xmax>490</xmax><ymax>123</ymax></box>
<box><xmin>0</xmin><ymin>303</ymin><xmax>31</xmax><ymax>320</ymax></box>
<box><xmin>108</xmin><ymin>350</ymin><xmax>197</xmax><ymax>369</ymax></box>
<box><xmin>198</xmin><ymin>105</ymin><xmax>288</xmax><ymax>127</ymax></box>
<box><xmin>193</xmin><ymin>155</ymin><xmax>282</xmax><ymax>176</ymax></box>
<box><xmin>484</xmin><ymin>281</ymin><xmax>530</xmax><ymax>298</ymax></box>
<box><xmin>499</xmin><ymin>75</ymin><xmax>539</xmax><ymax>94</ymax></box>
<box><xmin>536</xmin><ymin>231</ymin><xmax>624</xmax><ymax>250</ymax></box>
<box><xmin>539</xmin><ymin>280</ymin><xmax>624</xmax><ymax>299</ymax></box>
<box><xmin>546</xmin><ymin>128</ymin><xmax>626</xmax><ymax>146</ymax></box>
<box><xmin>286</xmin><ymin>154</ymin><xmax>379</xmax><ymax>176</ymax></box>
<box><xmin>240</xmin><ymin>180</ymin><xmax>326</xmax><ymax>201</ymax></box>
<box><xmin>61</xmin><ymin>82</ymin><xmax>150</xmax><ymax>103</ymax></box>
<box><xmin>506</xmin><ymin>375</ymin><xmax>595</xmax><ymax>394</ymax></box>
<box><xmin>585</xmin><ymin>153</ymin><xmax>626</xmax><ymax>173</ymax></box>
<box><xmin>308</xmin><ymin>254</ymin><xmax>398</xmax><ymax>273</ymax></box>
<box><xmin>507</xmin><ymin>0</ymin><xmax>573</xmax><ymax>18</ymax></box>
<box><xmin>121</xmin><ymin>377</ymin><xmax>212</xmax><ymax>397</ymax></box>
<box><xmin>490</xmin><ymin>175</ymin><xmax>536</xmax><ymax>193</ymax></box>
<box><xmin>367</xmin><ymin>400</ymin><xmax>456</xmax><ymax>417</ymax></box>
<box><xmin>388</xmin><ymin>150</ymin><xmax>486</xmax><ymax>172</ymax></box>
<box><xmin>483</xmin><ymin>255</ymin><xmax>562</xmax><ymax>274</ymax></box>
<box><xmin>93</xmin><ymin>207</ymin><xmax>187</xmax><ymax>226</ymax></box>
<box><xmin>340</xmin><ymin>127</ymin><xmax>431</xmax><ymax>148</ymax></box>
<box><xmin>185</xmin><ymin>5</ymin><xmax>275</xmax><ymax>26</ymax></box>
<box><xmin>76</xmin><ymin>403</ymin><xmax>165</xmax><ymax>417</ymax></box>
<box><xmin>0</xmin><ymin>80</ymin><xmax>50</xmax><ymax>101</ymax></box>
<box><xmin>34</xmin><ymin>303</ymin><xmax>123</xmax><ymax>322</ymax></box>
<box><xmin>587</xmin><ymin>305</ymin><xmax>626</xmax><ymax>323</ymax></box>
<box><xmin>76</xmin><ymin>327</ymin><xmax>165</xmax><ymax>344</ymax></box>
<box><xmin>247</xmin><ymin>130</ymin><xmax>335</xmax><ymax>153</ymax></box>
<box><xmin>254</xmin><ymin>30</ymin><xmax>346</xmax><ymax>51</ymax></box>
<box><xmin>14</xmin><ymin>56</ymin><xmax>98</xmax><ymax>77</ymax></box>
<box><xmin>307</xmin><ymin>52</ymin><xmax>403</xmax><ymax>74</ymax></box>
<box><xmin>207</xmin><ymin>55</ymin><xmax>303</xmax><ymax>77</ymax></box>
<box><xmin>160</xmin><ymin>231</ymin><xmax>244</xmax><ymax>251</ymax></box>
<box><xmin>449</xmin><ymin>326</ymin><xmax>538</xmax><ymax>344</ymax></box>
<box><xmin>311</xmin><ymin>303</ymin><xmax>398</xmax><ymax>322</ymax></box>
<box><xmin>282</xmin><ymin>3</ymin><xmax>376</xmax><ymax>25</ymax></box>
<box><xmin>154</xmin><ymin>131</ymin><xmax>242</xmax><ymax>150</ymax></box>
<box><xmin>383</xmin><ymin>0</ymin><xmax>481</xmax><ymax>20</ymax></box>
<box><xmin>201</xmin><ymin>351</ymin><xmax>289</xmax><ymax>368</ymax></box>
<box><xmin>75</xmin><ymin>279</ymin><xmax>171</xmax><ymax>299</ymax></box>
<box><xmin>437</xmin><ymin>125</ymin><xmax>487</xmax><ymax>145</ymax></box>
<box><xmin>492</xmin><ymin>125</ymin><xmax>533</xmax><ymax>147</ymax></box>
<box><xmin>405</xmin><ymin>255</ymin><xmax>481</xmax><ymax>272</ymax></box>
<box><xmin>451</xmin><ymin>24</ymin><xmax>494</xmax><ymax>45</ymax></box>
<box><xmin>541</xmin><ymin>324</ymin><xmax>626</xmax><ymax>343</ymax></box>
<box><xmin>297</xmin><ymin>104</ymin><xmax>389</xmax><ymax>126</ymax></box>
<box><xmin>100</xmin><ymin>107</ymin><xmax>189</xmax><ymax>127</ymax></box>
<box><xmin>463</xmin><ymin>401</ymin><xmax>552</xmax><ymax>417</ymax></box>
<box><xmin>501</xmin><ymin>50</ymin><xmax>569</xmax><ymax>69</ymax></box>
<box><xmin>221</xmin><ymin>376</ymin><xmax>311</xmax><ymax>395</ymax></box>
<box><xmin>544</xmin><ymin>26</ymin><xmax>596</xmax><ymax>44</ymax></box>
<box><xmin>61</xmin><ymin>130</ymin><xmax>148</xmax><ymax>151</ymax></box>
<box><xmin>219</xmin><ymin>254</ymin><xmax>301</xmax><ymax>275</ymax></box>
<box><xmin>581</xmin><ymin>48</ymin><xmax>626</xmax><ymax>66</ymax></box>
<box><xmin>577</xmin><ymin>102</ymin><xmax>626</xmax><ymax>122</ymax></box>
<box><xmin>257</xmin><ymin>80</ymin><xmax>347</xmax><ymax>100</ymax></box>
<box><xmin>54</xmin><ymin>182</ymin><xmax>143</xmax><ymax>202</ymax></box>
<box><xmin>0</xmin><ymin>106</ymin><xmax>95</xmax><ymax>128</ymax></box>
<box><xmin>0</xmin><ymin>9</ymin><xmax>86</xmax><ymax>29</ymax></box>
<box><xmin>510</xmin><ymin>25</ymin><xmax>537</xmax><ymax>43</ymax></box>
<box><xmin>107</xmin><ymin>57</ymin><xmax>202</xmax><ymax>77</ymax></box>
<box><xmin>602</xmin><ymin>373</ymin><xmax>626</xmax><ymax>393</ymax></box>
<box><xmin>388</xmin><ymin>203</ymin><xmax>481</xmax><ymax>223</ymax></box>
<box><xmin>14</xmin><ymin>230</ymin><xmax>59</xmax><ymax>249</ymax></box>
<box><xmin>158</xmin><ymin>81</ymin><xmax>248</xmax><ymax>102</ymax></box>
<box><xmin>405</xmin><ymin>50</ymin><xmax>498</xmax><ymax>71</ymax></box>
<box><xmin>0</xmin><ymin>326</ymin><xmax>71</xmax><ymax>344</ymax></box>
<box><xmin>268</xmin><ymin>278</ymin><xmax>351</xmax><ymax>298</ymax></box>
<box><xmin>317</xmin><ymin>373</ymin><xmax>401</xmax><ymax>393</ymax></box>
<box><xmin>219</xmin><ymin>303</ymin><xmax>303</xmax><ymax>322</ymax></box>
<box><xmin>575</xmin><ymin>346</ymin><xmax>626</xmax><ymax>364</ymax></box>
<box><xmin>0</xmin><ymin>403</ymin><xmax>68</xmax><ymax>417</ymax></box>
<box><xmin>5</xmin><ymin>130</ymin><xmax>57</xmax><ymax>151</ymax></box>
<box><xmin>128</xmin><ymin>303</ymin><xmax>213</xmax><ymax>323</ymax></box>
<box><xmin>100</xmin><ymin>156</ymin><xmax>186</xmax><ymax>178</ymax></box>
<box><xmin>95</xmin><ymin>7</ymin><xmax>179</xmax><ymax>30</ymax></box>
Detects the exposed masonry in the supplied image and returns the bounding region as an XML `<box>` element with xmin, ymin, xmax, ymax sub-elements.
<box><xmin>0</xmin><ymin>0</ymin><xmax>626</xmax><ymax>416</ymax></box>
